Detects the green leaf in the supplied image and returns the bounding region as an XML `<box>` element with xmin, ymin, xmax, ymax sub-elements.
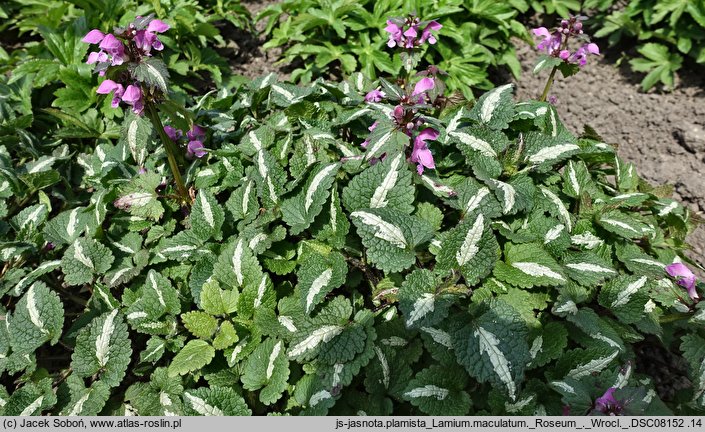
<box><xmin>72</xmin><ymin>310</ymin><xmax>132</xmax><ymax>387</ymax></box>
<box><xmin>182</xmin><ymin>311</ymin><xmax>219</xmax><ymax>340</ymax></box>
<box><xmin>42</xmin><ymin>207</ymin><xmax>89</xmax><ymax>246</ymax></box>
<box><xmin>451</xmin><ymin>126</ymin><xmax>509</xmax><ymax>162</ymax></box>
<box><xmin>60</xmin><ymin>375</ymin><xmax>110</xmax><ymax>416</ymax></box>
<box><xmin>8</xmin><ymin>282</ymin><xmax>64</xmax><ymax>353</ymax></box>
<box><xmin>201</xmin><ymin>279</ymin><xmax>238</xmax><ymax>316</ymax></box>
<box><xmin>225</xmin><ymin>179</ymin><xmax>259</xmax><ymax>223</ymax></box>
<box><xmin>191</xmin><ymin>189</ymin><xmax>225</xmax><ymax>241</ymax></box>
<box><xmin>598</xmin><ymin>275</ymin><xmax>650</xmax><ymax>324</ymax></box>
<box><xmin>168</xmin><ymin>340</ymin><xmax>216</xmax><ymax>377</ymax></box>
<box><xmin>436</xmin><ymin>213</ymin><xmax>499</xmax><ymax>286</ymax></box>
<box><xmin>213</xmin><ymin>321</ymin><xmax>238</xmax><ymax>350</ymax></box>
<box><xmin>567</xmin><ymin>308</ymin><xmax>625</xmax><ymax>352</ymax></box>
<box><xmin>452</xmin><ymin>301</ymin><xmax>529</xmax><ymax>401</ymax></box>
<box><xmin>362</xmin><ymin>122</ymin><xmax>409</xmax><ymax>162</ymax></box>
<box><xmin>133</xmin><ymin>58</ymin><xmax>170</xmax><ymax>93</ymax></box>
<box><xmin>183</xmin><ymin>387</ymin><xmax>251</xmax><ymax>416</ymax></box>
<box><xmin>402</xmin><ymin>365</ymin><xmax>471</xmax><ymax>415</ymax></box>
<box><xmin>12</xmin><ymin>204</ymin><xmax>48</xmax><ymax>231</ymax></box>
<box><xmin>494</xmin><ymin>243</ymin><xmax>566</xmax><ymax>287</ymax></box>
<box><xmin>350</xmin><ymin>208</ymin><xmax>433</xmax><ymax>273</ymax></box>
<box><xmin>562</xmin><ymin>160</ymin><xmax>592</xmax><ymax>198</ymax></box>
<box><xmin>241</xmin><ymin>338</ymin><xmax>290</xmax><ymax>405</ymax></box>
<box><xmin>114</xmin><ymin>172</ymin><xmax>164</xmax><ymax>221</ymax></box>
<box><xmin>680</xmin><ymin>334</ymin><xmax>705</xmax><ymax>407</ymax></box>
<box><xmin>281</xmin><ymin>162</ymin><xmax>339</xmax><ymax>234</ymax></box>
<box><xmin>399</xmin><ymin>269</ymin><xmax>456</xmax><ymax>329</ymax></box>
<box><xmin>532</xmin><ymin>55</ymin><xmax>562</xmax><ymax>74</ymax></box>
<box><xmin>119</xmin><ymin>112</ymin><xmax>153</xmax><ymax>166</ymax></box>
<box><xmin>310</xmin><ymin>186</ymin><xmax>349</xmax><ymax>248</ymax></box>
<box><xmin>457</xmin><ymin>178</ymin><xmax>502</xmax><ymax>219</ymax></box>
<box><xmin>213</xmin><ymin>237</ymin><xmax>264</xmax><ymax>293</ymax></box>
<box><xmin>4</xmin><ymin>378</ymin><xmax>55</xmax><ymax>416</ymax></box>
<box><xmin>252</xmin><ymin>148</ymin><xmax>286</xmax><ymax>206</ymax></box>
<box><xmin>140</xmin><ymin>337</ymin><xmax>167</xmax><ymax>364</ymax></box>
<box><xmin>269</xmin><ymin>83</ymin><xmax>312</xmax><ymax>106</ymax></box>
<box><xmin>562</xmin><ymin>252</ymin><xmax>617</xmax><ymax>287</ymax></box>
<box><xmin>61</xmin><ymin>238</ymin><xmax>115</xmax><ymax>286</ymax></box>
<box><xmin>469</xmin><ymin>84</ymin><xmax>514</xmax><ymax>130</ymax></box>
<box><xmin>342</xmin><ymin>153</ymin><xmax>414</xmax><ymax>214</ymax></box>
<box><xmin>598</xmin><ymin>210</ymin><xmax>651</xmax><ymax>239</ymax></box>
<box><xmin>286</xmin><ymin>297</ymin><xmax>362</xmax><ymax>364</ymax></box>
<box><xmin>528</xmin><ymin>321</ymin><xmax>568</xmax><ymax>369</ymax></box>
<box><xmin>297</xmin><ymin>250</ymin><xmax>347</xmax><ymax>315</ymax></box>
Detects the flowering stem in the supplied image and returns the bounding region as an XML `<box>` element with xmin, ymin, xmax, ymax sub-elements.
<box><xmin>145</xmin><ymin>104</ymin><xmax>189</xmax><ymax>204</ymax></box>
<box><xmin>540</xmin><ymin>66</ymin><xmax>558</xmax><ymax>102</ymax></box>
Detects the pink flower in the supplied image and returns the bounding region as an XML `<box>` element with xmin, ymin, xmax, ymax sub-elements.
<box><xmin>533</xmin><ymin>27</ymin><xmax>559</xmax><ymax>53</ymax></box>
<box><xmin>187</xmin><ymin>125</ymin><xmax>206</xmax><ymax>141</ymax></box>
<box><xmin>419</xmin><ymin>20</ymin><xmax>442</xmax><ymax>45</ymax></box>
<box><xmin>96</xmin><ymin>79</ymin><xmax>125</xmax><ymax>108</ymax></box>
<box><xmin>666</xmin><ymin>262</ymin><xmax>698</xmax><ymax>300</ymax></box>
<box><xmin>413</xmin><ymin>77</ymin><xmax>434</xmax><ymax>95</ymax></box>
<box><xmin>121</xmin><ymin>84</ymin><xmax>144</xmax><ymax>115</ymax></box>
<box><xmin>365</xmin><ymin>89</ymin><xmax>385</xmax><ymax>102</ymax></box>
<box><xmin>570</xmin><ymin>42</ymin><xmax>599</xmax><ymax>67</ymax></box>
<box><xmin>186</xmin><ymin>125</ymin><xmax>207</xmax><ymax>158</ymax></box>
<box><xmin>135</xmin><ymin>19</ymin><xmax>169</xmax><ymax>55</ymax></box>
<box><xmin>594</xmin><ymin>388</ymin><xmax>622</xmax><ymax>415</ymax></box>
<box><xmin>410</xmin><ymin>128</ymin><xmax>438</xmax><ymax>174</ymax></box>
<box><xmin>98</xmin><ymin>34</ymin><xmax>126</xmax><ymax>66</ymax></box>
<box><xmin>86</xmin><ymin>51</ymin><xmax>108</xmax><ymax>64</ymax></box>
<box><xmin>82</xmin><ymin>29</ymin><xmax>105</xmax><ymax>44</ymax></box>
<box><xmin>385</xmin><ymin>20</ymin><xmax>404</xmax><ymax>48</ymax></box>
<box><xmin>385</xmin><ymin>16</ymin><xmax>441</xmax><ymax>49</ymax></box>
<box><xmin>164</xmin><ymin>126</ymin><xmax>182</xmax><ymax>142</ymax></box>
<box><xmin>187</xmin><ymin>140</ymin><xmax>207</xmax><ymax>159</ymax></box>
<box><xmin>147</xmin><ymin>19</ymin><xmax>170</xmax><ymax>33</ymax></box>
<box><xmin>391</xmin><ymin>105</ymin><xmax>406</xmax><ymax>126</ymax></box>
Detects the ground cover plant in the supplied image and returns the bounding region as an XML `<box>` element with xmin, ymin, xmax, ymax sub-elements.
<box><xmin>0</xmin><ymin>5</ymin><xmax>704</xmax><ymax>418</ymax></box>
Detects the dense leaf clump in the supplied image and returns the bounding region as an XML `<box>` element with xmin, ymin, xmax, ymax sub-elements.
<box><xmin>0</xmin><ymin>69</ymin><xmax>702</xmax><ymax>415</ymax></box>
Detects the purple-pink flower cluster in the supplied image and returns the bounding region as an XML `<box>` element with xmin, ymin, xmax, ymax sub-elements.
<box><xmin>385</xmin><ymin>15</ymin><xmax>441</xmax><ymax>49</ymax></box>
<box><xmin>165</xmin><ymin>125</ymin><xmax>208</xmax><ymax>159</ymax></box>
<box><xmin>97</xmin><ymin>80</ymin><xmax>144</xmax><ymax>115</ymax></box>
<box><xmin>83</xmin><ymin>15</ymin><xmax>170</xmax><ymax>115</ymax></box>
<box><xmin>532</xmin><ymin>16</ymin><xmax>599</xmax><ymax>67</ymax></box>
<box><xmin>360</xmin><ymin>74</ymin><xmax>440</xmax><ymax>174</ymax></box>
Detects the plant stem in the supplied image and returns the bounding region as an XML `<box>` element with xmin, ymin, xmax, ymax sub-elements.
<box><xmin>145</xmin><ymin>104</ymin><xmax>190</xmax><ymax>204</ymax></box>
<box><xmin>540</xmin><ymin>66</ymin><xmax>558</xmax><ymax>102</ymax></box>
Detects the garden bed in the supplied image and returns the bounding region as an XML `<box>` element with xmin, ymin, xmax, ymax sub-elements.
<box><xmin>231</xmin><ymin>0</ymin><xmax>705</xmax><ymax>273</ymax></box>
<box><xmin>2</xmin><ymin>0</ymin><xmax>705</xmax><ymax>417</ymax></box>
<box><xmin>514</xmin><ymin>45</ymin><xmax>705</xmax><ymax>274</ymax></box>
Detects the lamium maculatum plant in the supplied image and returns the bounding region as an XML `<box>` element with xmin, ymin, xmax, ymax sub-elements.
<box><xmin>0</xmin><ymin>14</ymin><xmax>703</xmax><ymax>417</ymax></box>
